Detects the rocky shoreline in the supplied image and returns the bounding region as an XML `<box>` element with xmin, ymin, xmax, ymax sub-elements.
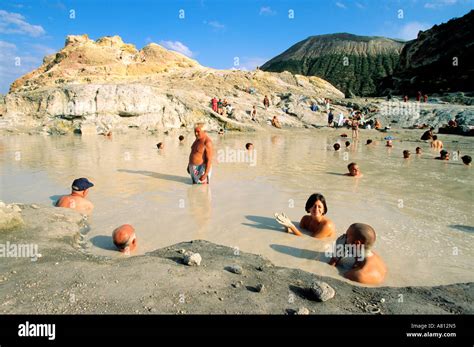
<box><xmin>0</xmin><ymin>202</ymin><xmax>472</xmax><ymax>314</ymax></box>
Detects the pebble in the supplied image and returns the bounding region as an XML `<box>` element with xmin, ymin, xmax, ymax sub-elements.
<box><xmin>227</xmin><ymin>265</ymin><xmax>243</xmax><ymax>274</ymax></box>
<box><xmin>183</xmin><ymin>252</ymin><xmax>202</xmax><ymax>266</ymax></box>
<box><xmin>380</xmin><ymin>298</ymin><xmax>385</xmax><ymax>303</ymax></box>
<box><xmin>310</xmin><ymin>281</ymin><xmax>335</xmax><ymax>302</ymax></box>
<box><xmin>296</xmin><ymin>307</ymin><xmax>310</xmax><ymax>315</ymax></box>
<box><xmin>256</xmin><ymin>284</ymin><xmax>265</xmax><ymax>293</ymax></box>
<box><xmin>31</xmin><ymin>204</ymin><xmax>40</xmax><ymax>209</ymax></box>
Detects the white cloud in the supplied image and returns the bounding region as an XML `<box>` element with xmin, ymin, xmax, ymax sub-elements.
<box><xmin>335</xmin><ymin>2</ymin><xmax>347</xmax><ymax>9</ymax></box>
<box><xmin>424</xmin><ymin>0</ymin><xmax>457</xmax><ymax>9</ymax></box>
<box><xmin>259</xmin><ymin>6</ymin><xmax>276</xmax><ymax>16</ymax></box>
<box><xmin>355</xmin><ymin>2</ymin><xmax>365</xmax><ymax>8</ymax></box>
<box><xmin>398</xmin><ymin>21</ymin><xmax>431</xmax><ymax>40</ymax></box>
<box><xmin>0</xmin><ymin>40</ymin><xmax>55</xmax><ymax>93</ymax></box>
<box><xmin>230</xmin><ymin>57</ymin><xmax>268</xmax><ymax>71</ymax></box>
<box><xmin>205</xmin><ymin>20</ymin><xmax>225</xmax><ymax>31</ymax></box>
<box><xmin>0</xmin><ymin>10</ymin><xmax>45</xmax><ymax>37</ymax></box>
<box><xmin>159</xmin><ymin>40</ymin><xmax>193</xmax><ymax>57</ymax></box>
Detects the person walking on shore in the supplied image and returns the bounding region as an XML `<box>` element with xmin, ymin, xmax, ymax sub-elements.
<box><xmin>263</xmin><ymin>95</ymin><xmax>270</xmax><ymax>110</ymax></box>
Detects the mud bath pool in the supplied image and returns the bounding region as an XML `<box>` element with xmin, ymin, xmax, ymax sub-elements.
<box><xmin>1</xmin><ymin>128</ymin><xmax>473</xmax><ymax>287</ymax></box>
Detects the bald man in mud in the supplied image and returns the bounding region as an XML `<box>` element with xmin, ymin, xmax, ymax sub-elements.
<box><xmin>187</xmin><ymin>123</ymin><xmax>213</xmax><ymax>184</ymax></box>
<box><xmin>329</xmin><ymin>223</ymin><xmax>387</xmax><ymax>285</ymax></box>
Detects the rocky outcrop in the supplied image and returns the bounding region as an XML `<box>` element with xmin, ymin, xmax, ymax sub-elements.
<box><xmin>2</xmin><ymin>35</ymin><xmax>344</xmax><ymax>134</ymax></box>
<box><xmin>261</xmin><ymin>33</ymin><xmax>404</xmax><ymax>96</ymax></box>
<box><xmin>380</xmin><ymin>10</ymin><xmax>474</xmax><ymax>95</ymax></box>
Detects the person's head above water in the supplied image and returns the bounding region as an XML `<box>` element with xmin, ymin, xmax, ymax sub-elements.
<box><xmin>194</xmin><ymin>123</ymin><xmax>206</xmax><ymax>139</ymax></box>
<box><xmin>461</xmin><ymin>155</ymin><xmax>472</xmax><ymax>165</ymax></box>
<box><xmin>403</xmin><ymin>150</ymin><xmax>411</xmax><ymax>159</ymax></box>
<box><xmin>179</xmin><ymin>135</ymin><xmax>185</xmax><ymax>142</ymax></box>
<box><xmin>112</xmin><ymin>224</ymin><xmax>137</xmax><ymax>255</ymax></box>
<box><xmin>386</xmin><ymin>140</ymin><xmax>393</xmax><ymax>147</ymax></box>
<box><xmin>71</xmin><ymin>177</ymin><xmax>94</xmax><ymax>196</ymax></box>
<box><xmin>333</xmin><ymin>143</ymin><xmax>341</xmax><ymax>151</ymax></box>
<box><xmin>156</xmin><ymin>142</ymin><xmax>164</xmax><ymax>149</ymax></box>
<box><xmin>416</xmin><ymin>147</ymin><xmax>422</xmax><ymax>154</ymax></box>
<box><xmin>438</xmin><ymin>150</ymin><xmax>449</xmax><ymax>160</ymax></box>
<box><xmin>347</xmin><ymin>162</ymin><xmax>361</xmax><ymax>176</ymax></box>
<box><xmin>245</xmin><ymin>143</ymin><xmax>254</xmax><ymax>150</ymax></box>
<box><xmin>305</xmin><ymin>193</ymin><xmax>328</xmax><ymax>217</ymax></box>
<box><xmin>366</xmin><ymin>139</ymin><xmax>373</xmax><ymax>145</ymax></box>
<box><xmin>345</xmin><ymin>141</ymin><xmax>350</xmax><ymax>147</ymax></box>
<box><xmin>432</xmin><ymin>135</ymin><xmax>438</xmax><ymax>141</ymax></box>
<box><xmin>346</xmin><ymin>223</ymin><xmax>376</xmax><ymax>251</ymax></box>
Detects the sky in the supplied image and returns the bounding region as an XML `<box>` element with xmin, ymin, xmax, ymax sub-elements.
<box><xmin>0</xmin><ymin>0</ymin><xmax>472</xmax><ymax>93</ymax></box>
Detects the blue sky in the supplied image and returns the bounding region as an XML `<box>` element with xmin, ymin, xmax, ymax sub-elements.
<box><xmin>0</xmin><ymin>0</ymin><xmax>472</xmax><ymax>93</ymax></box>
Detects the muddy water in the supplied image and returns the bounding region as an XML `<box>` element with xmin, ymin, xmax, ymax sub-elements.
<box><xmin>1</xmin><ymin>128</ymin><xmax>473</xmax><ymax>286</ymax></box>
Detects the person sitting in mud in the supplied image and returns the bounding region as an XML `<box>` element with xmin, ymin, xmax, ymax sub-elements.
<box><xmin>112</xmin><ymin>224</ymin><xmax>137</xmax><ymax>255</ymax></box>
<box><xmin>328</xmin><ymin>223</ymin><xmax>387</xmax><ymax>285</ymax></box>
<box><xmin>366</xmin><ymin>139</ymin><xmax>373</xmax><ymax>145</ymax></box>
<box><xmin>461</xmin><ymin>155</ymin><xmax>472</xmax><ymax>166</ymax></box>
<box><xmin>448</xmin><ymin>119</ymin><xmax>458</xmax><ymax>128</ymax></box>
<box><xmin>188</xmin><ymin>123</ymin><xmax>213</xmax><ymax>184</ymax></box>
<box><xmin>179</xmin><ymin>135</ymin><xmax>185</xmax><ymax>143</ymax></box>
<box><xmin>435</xmin><ymin>150</ymin><xmax>450</xmax><ymax>160</ymax></box>
<box><xmin>403</xmin><ymin>150</ymin><xmax>411</xmax><ymax>159</ymax></box>
<box><xmin>345</xmin><ymin>141</ymin><xmax>351</xmax><ymax>148</ymax></box>
<box><xmin>386</xmin><ymin>140</ymin><xmax>393</xmax><ymax>147</ymax></box>
<box><xmin>56</xmin><ymin>178</ymin><xmax>94</xmax><ymax>215</ymax></box>
<box><xmin>156</xmin><ymin>142</ymin><xmax>164</xmax><ymax>149</ymax></box>
<box><xmin>218</xmin><ymin>128</ymin><xmax>225</xmax><ymax>135</ymax></box>
<box><xmin>374</xmin><ymin>118</ymin><xmax>381</xmax><ymax>130</ymax></box>
<box><xmin>416</xmin><ymin>147</ymin><xmax>422</xmax><ymax>155</ymax></box>
<box><xmin>333</xmin><ymin>143</ymin><xmax>341</xmax><ymax>151</ymax></box>
<box><xmin>245</xmin><ymin>143</ymin><xmax>254</xmax><ymax>151</ymax></box>
<box><xmin>271</xmin><ymin>115</ymin><xmax>282</xmax><ymax>129</ymax></box>
<box><xmin>274</xmin><ymin>193</ymin><xmax>336</xmax><ymax>239</ymax></box>
<box><xmin>421</xmin><ymin>127</ymin><xmax>434</xmax><ymax>141</ymax></box>
<box><xmin>430</xmin><ymin>135</ymin><xmax>443</xmax><ymax>150</ymax></box>
<box><xmin>346</xmin><ymin>162</ymin><xmax>363</xmax><ymax>177</ymax></box>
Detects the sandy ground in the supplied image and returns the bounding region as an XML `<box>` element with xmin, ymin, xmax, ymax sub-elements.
<box><xmin>0</xmin><ymin>204</ymin><xmax>472</xmax><ymax>314</ymax></box>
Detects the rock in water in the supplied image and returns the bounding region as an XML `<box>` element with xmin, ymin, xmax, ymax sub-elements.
<box><xmin>183</xmin><ymin>252</ymin><xmax>202</xmax><ymax>266</ymax></box>
<box><xmin>256</xmin><ymin>284</ymin><xmax>265</xmax><ymax>293</ymax></box>
<box><xmin>226</xmin><ymin>265</ymin><xmax>243</xmax><ymax>274</ymax></box>
<box><xmin>310</xmin><ymin>281</ymin><xmax>335</xmax><ymax>302</ymax></box>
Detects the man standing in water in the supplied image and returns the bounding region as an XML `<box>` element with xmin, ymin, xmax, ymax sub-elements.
<box><xmin>187</xmin><ymin>123</ymin><xmax>213</xmax><ymax>184</ymax></box>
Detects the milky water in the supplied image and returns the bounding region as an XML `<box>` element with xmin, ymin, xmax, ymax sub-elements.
<box><xmin>1</xmin><ymin>129</ymin><xmax>473</xmax><ymax>287</ymax></box>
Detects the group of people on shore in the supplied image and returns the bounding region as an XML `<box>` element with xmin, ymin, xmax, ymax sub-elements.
<box><xmin>210</xmin><ymin>97</ymin><xmax>233</xmax><ymax>117</ymax></box>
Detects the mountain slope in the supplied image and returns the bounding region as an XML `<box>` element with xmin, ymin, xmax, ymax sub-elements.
<box><xmin>261</xmin><ymin>33</ymin><xmax>405</xmax><ymax>97</ymax></box>
<box><xmin>380</xmin><ymin>10</ymin><xmax>474</xmax><ymax>95</ymax></box>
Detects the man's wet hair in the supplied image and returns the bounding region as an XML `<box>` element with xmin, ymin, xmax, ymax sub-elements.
<box><xmin>305</xmin><ymin>193</ymin><xmax>328</xmax><ymax>214</ymax></box>
<box><xmin>416</xmin><ymin>147</ymin><xmax>421</xmax><ymax>152</ymax></box>
<box><xmin>348</xmin><ymin>223</ymin><xmax>376</xmax><ymax>250</ymax></box>
<box><xmin>461</xmin><ymin>155</ymin><xmax>472</xmax><ymax>165</ymax></box>
<box><xmin>345</xmin><ymin>141</ymin><xmax>350</xmax><ymax>147</ymax></box>
<box><xmin>403</xmin><ymin>150</ymin><xmax>410</xmax><ymax>157</ymax></box>
<box><xmin>366</xmin><ymin>139</ymin><xmax>373</xmax><ymax>145</ymax></box>
<box><xmin>179</xmin><ymin>135</ymin><xmax>184</xmax><ymax>141</ymax></box>
<box><xmin>245</xmin><ymin>143</ymin><xmax>253</xmax><ymax>150</ymax></box>
<box><xmin>432</xmin><ymin>135</ymin><xmax>438</xmax><ymax>140</ymax></box>
<box><xmin>348</xmin><ymin>162</ymin><xmax>357</xmax><ymax>170</ymax></box>
<box><xmin>156</xmin><ymin>142</ymin><xmax>163</xmax><ymax>149</ymax></box>
<box><xmin>333</xmin><ymin>143</ymin><xmax>341</xmax><ymax>151</ymax></box>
